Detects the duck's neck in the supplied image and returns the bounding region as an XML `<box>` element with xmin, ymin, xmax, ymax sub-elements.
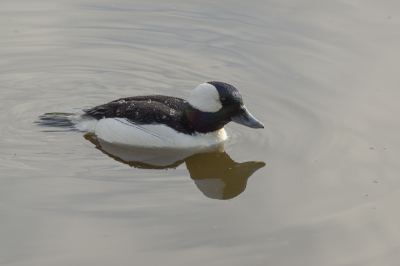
<box><xmin>184</xmin><ymin>103</ymin><xmax>229</xmax><ymax>134</ymax></box>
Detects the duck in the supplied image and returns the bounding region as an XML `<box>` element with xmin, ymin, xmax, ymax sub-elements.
<box><xmin>79</xmin><ymin>81</ymin><xmax>264</xmax><ymax>148</ymax></box>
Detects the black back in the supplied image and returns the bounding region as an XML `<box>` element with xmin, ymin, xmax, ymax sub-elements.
<box><xmin>85</xmin><ymin>95</ymin><xmax>195</xmax><ymax>135</ymax></box>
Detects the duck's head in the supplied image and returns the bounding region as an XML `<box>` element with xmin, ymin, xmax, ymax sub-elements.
<box><xmin>185</xmin><ymin>81</ymin><xmax>264</xmax><ymax>133</ymax></box>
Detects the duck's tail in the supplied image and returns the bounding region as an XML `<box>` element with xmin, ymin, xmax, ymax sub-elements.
<box><xmin>36</xmin><ymin>112</ymin><xmax>77</xmax><ymax>132</ymax></box>
<box><xmin>36</xmin><ymin>107</ymin><xmax>99</xmax><ymax>133</ymax></box>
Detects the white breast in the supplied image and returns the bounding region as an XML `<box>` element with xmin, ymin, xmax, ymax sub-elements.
<box><xmin>89</xmin><ymin>118</ymin><xmax>228</xmax><ymax>148</ymax></box>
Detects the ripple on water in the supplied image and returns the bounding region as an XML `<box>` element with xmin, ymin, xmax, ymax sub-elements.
<box><xmin>225</xmin><ymin>92</ymin><xmax>335</xmax><ymax>173</ymax></box>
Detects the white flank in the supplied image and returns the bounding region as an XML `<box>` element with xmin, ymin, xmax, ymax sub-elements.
<box><xmin>187</xmin><ymin>83</ymin><xmax>222</xmax><ymax>112</ymax></box>
<box><xmin>92</xmin><ymin>118</ymin><xmax>228</xmax><ymax>148</ymax></box>
<box><xmin>98</xmin><ymin>139</ymin><xmax>224</xmax><ymax>166</ymax></box>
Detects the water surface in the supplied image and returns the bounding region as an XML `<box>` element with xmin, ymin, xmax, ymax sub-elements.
<box><xmin>1</xmin><ymin>1</ymin><xmax>400</xmax><ymax>265</ymax></box>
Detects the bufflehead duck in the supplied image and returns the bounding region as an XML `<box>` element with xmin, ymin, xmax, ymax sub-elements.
<box><xmin>81</xmin><ymin>81</ymin><xmax>264</xmax><ymax>148</ymax></box>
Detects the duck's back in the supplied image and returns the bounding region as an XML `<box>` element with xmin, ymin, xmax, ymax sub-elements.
<box><xmin>85</xmin><ymin>95</ymin><xmax>194</xmax><ymax>135</ymax></box>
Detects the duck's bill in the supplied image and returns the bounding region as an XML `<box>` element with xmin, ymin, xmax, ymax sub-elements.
<box><xmin>231</xmin><ymin>107</ymin><xmax>264</xmax><ymax>129</ymax></box>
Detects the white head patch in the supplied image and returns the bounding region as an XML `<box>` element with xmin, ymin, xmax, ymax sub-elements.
<box><xmin>187</xmin><ymin>83</ymin><xmax>222</xmax><ymax>112</ymax></box>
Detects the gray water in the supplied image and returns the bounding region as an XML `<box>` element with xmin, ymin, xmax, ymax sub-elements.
<box><xmin>1</xmin><ymin>1</ymin><xmax>400</xmax><ymax>265</ymax></box>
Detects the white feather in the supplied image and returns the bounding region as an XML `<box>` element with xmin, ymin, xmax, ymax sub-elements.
<box><xmin>72</xmin><ymin>115</ymin><xmax>98</xmax><ymax>132</ymax></box>
<box><xmin>97</xmin><ymin>139</ymin><xmax>224</xmax><ymax>166</ymax></box>
<box><xmin>187</xmin><ymin>83</ymin><xmax>222</xmax><ymax>112</ymax></box>
<box><xmin>90</xmin><ymin>118</ymin><xmax>227</xmax><ymax>148</ymax></box>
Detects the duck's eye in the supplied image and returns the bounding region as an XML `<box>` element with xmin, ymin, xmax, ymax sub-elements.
<box><xmin>220</xmin><ymin>97</ymin><xmax>229</xmax><ymax>104</ymax></box>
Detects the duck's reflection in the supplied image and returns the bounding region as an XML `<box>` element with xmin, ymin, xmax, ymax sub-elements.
<box><xmin>85</xmin><ymin>134</ymin><xmax>265</xmax><ymax>200</ymax></box>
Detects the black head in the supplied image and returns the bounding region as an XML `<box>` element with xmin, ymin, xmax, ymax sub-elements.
<box><xmin>185</xmin><ymin>81</ymin><xmax>264</xmax><ymax>133</ymax></box>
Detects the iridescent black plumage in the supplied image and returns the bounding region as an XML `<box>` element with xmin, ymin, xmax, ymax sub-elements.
<box><xmin>181</xmin><ymin>81</ymin><xmax>246</xmax><ymax>133</ymax></box>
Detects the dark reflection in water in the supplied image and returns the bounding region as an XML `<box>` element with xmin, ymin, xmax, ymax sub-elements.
<box><xmin>85</xmin><ymin>134</ymin><xmax>265</xmax><ymax>200</ymax></box>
